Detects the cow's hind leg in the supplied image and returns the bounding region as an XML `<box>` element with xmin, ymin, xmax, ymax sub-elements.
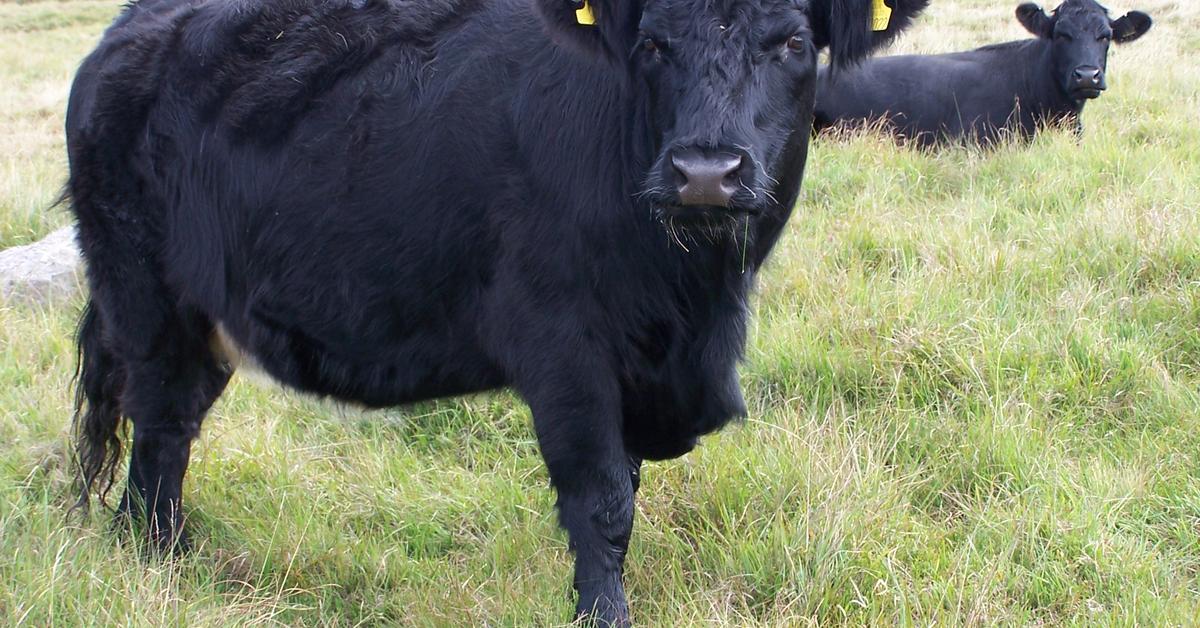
<box><xmin>68</xmin><ymin>83</ymin><xmax>230</xmax><ymax>551</ymax></box>
<box><xmin>112</xmin><ymin>307</ymin><xmax>230</xmax><ymax>552</ymax></box>
<box><xmin>73</xmin><ymin>252</ymin><xmax>229</xmax><ymax>552</ymax></box>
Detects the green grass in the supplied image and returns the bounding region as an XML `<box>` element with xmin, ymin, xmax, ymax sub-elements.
<box><xmin>0</xmin><ymin>1</ymin><xmax>116</xmax><ymax>249</ymax></box>
<box><xmin>3</xmin><ymin>0</ymin><xmax>1200</xmax><ymax>625</ymax></box>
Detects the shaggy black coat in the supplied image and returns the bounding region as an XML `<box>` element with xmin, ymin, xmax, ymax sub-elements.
<box><xmin>813</xmin><ymin>0</ymin><xmax>1151</xmax><ymax>146</ymax></box>
<box><xmin>66</xmin><ymin>0</ymin><xmax>928</xmax><ymax>623</ymax></box>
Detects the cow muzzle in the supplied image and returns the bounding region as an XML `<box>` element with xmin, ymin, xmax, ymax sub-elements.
<box><xmin>667</xmin><ymin>148</ymin><xmax>753</xmax><ymax>209</ymax></box>
<box><xmin>1070</xmin><ymin>66</ymin><xmax>1106</xmax><ymax>98</ymax></box>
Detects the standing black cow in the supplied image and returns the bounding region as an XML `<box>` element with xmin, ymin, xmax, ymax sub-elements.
<box><xmin>65</xmin><ymin>0</ymin><xmax>928</xmax><ymax>623</ymax></box>
<box><xmin>813</xmin><ymin>0</ymin><xmax>1152</xmax><ymax>145</ymax></box>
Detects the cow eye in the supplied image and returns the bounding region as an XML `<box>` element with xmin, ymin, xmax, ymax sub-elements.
<box><xmin>1055</xmin><ymin>32</ymin><xmax>1073</xmax><ymax>41</ymax></box>
<box><xmin>641</xmin><ymin>36</ymin><xmax>661</xmax><ymax>53</ymax></box>
<box><xmin>1097</xmin><ymin>34</ymin><xmax>1110</xmax><ymax>42</ymax></box>
<box><xmin>786</xmin><ymin>35</ymin><xmax>805</xmax><ymax>52</ymax></box>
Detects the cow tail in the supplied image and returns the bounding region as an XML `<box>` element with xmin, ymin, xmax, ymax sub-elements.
<box><xmin>71</xmin><ymin>300</ymin><xmax>127</xmax><ymax>511</ymax></box>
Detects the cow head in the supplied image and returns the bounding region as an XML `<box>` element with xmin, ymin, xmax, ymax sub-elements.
<box><xmin>1016</xmin><ymin>0</ymin><xmax>1151</xmax><ymax>101</ymax></box>
<box><xmin>537</xmin><ymin>0</ymin><xmax>929</xmax><ymax>222</ymax></box>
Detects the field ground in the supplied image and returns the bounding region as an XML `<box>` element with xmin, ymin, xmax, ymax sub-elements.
<box><xmin>3</xmin><ymin>0</ymin><xmax>1200</xmax><ymax>625</ymax></box>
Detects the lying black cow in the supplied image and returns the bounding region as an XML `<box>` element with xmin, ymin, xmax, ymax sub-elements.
<box><xmin>65</xmin><ymin>0</ymin><xmax>928</xmax><ymax>623</ymax></box>
<box><xmin>814</xmin><ymin>0</ymin><xmax>1151</xmax><ymax>145</ymax></box>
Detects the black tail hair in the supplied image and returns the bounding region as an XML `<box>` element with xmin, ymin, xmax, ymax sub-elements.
<box><xmin>71</xmin><ymin>301</ymin><xmax>127</xmax><ymax>510</ymax></box>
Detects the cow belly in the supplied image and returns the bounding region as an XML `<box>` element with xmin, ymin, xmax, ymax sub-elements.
<box><xmin>214</xmin><ymin>304</ymin><xmax>504</xmax><ymax>408</ymax></box>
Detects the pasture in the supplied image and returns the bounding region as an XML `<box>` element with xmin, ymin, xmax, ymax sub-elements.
<box><xmin>2</xmin><ymin>0</ymin><xmax>1199</xmax><ymax>624</ymax></box>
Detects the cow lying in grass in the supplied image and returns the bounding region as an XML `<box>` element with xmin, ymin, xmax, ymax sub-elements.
<box><xmin>813</xmin><ymin>0</ymin><xmax>1152</xmax><ymax>146</ymax></box>
<box><xmin>65</xmin><ymin>0</ymin><xmax>929</xmax><ymax>623</ymax></box>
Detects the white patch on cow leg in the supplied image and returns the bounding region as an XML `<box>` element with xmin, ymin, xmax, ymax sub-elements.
<box><xmin>208</xmin><ymin>324</ymin><xmax>371</xmax><ymax>414</ymax></box>
<box><xmin>209</xmin><ymin>323</ymin><xmax>276</xmax><ymax>387</ymax></box>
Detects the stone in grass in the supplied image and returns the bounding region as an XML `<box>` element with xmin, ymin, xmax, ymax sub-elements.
<box><xmin>0</xmin><ymin>226</ymin><xmax>84</xmax><ymax>305</ymax></box>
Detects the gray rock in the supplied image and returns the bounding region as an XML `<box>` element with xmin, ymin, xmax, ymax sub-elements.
<box><xmin>0</xmin><ymin>226</ymin><xmax>84</xmax><ymax>304</ymax></box>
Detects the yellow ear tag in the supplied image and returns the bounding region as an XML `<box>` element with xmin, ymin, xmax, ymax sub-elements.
<box><xmin>575</xmin><ymin>0</ymin><xmax>596</xmax><ymax>25</ymax></box>
<box><xmin>871</xmin><ymin>0</ymin><xmax>892</xmax><ymax>31</ymax></box>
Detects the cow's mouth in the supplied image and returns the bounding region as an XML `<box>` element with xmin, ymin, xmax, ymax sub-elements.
<box><xmin>643</xmin><ymin>189</ymin><xmax>764</xmax><ymax>223</ymax></box>
<box><xmin>655</xmin><ymin>204</ymin><xmax>761</xmax><ymax>223</ymax></box>
<box><xmin>1071</xmin><ymin>87</ymin><xmax>1104</xmax><ymax>100</ymax></box>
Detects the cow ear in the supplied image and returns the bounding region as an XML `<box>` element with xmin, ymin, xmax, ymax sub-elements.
<box><xmin>809</xmin><ymin>0</ymin><xmax>932</xmax><ymax>69</ymax></box>
<box><xmin>1111</xmin><ymin>11</ymin><xmax>1152</xmax><ymax>43</ymax></box>
<box><xmin>1015</xmin><ymin>3</ymin><xmax>1053</xmax><ymax>38</ymax></box>
<box><xmin>534</xmin><ymin>0</ymin><xmax>642</xmax><ymax>62</ymax></box>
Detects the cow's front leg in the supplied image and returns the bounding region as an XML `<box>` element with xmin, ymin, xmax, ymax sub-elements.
<box><xmin>522</xmin><ymin>372</ymin><xmax>635</xmax><ymax>627</ymax></box>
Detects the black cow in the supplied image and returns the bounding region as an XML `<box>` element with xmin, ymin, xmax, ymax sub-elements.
<box><xmin>65</xmin><ymin>0</ymin><xmax>928</xmax><ymax>623</ymax></box>
<box><xmin>813</xmin><ymin>0</ymin><xmax>1151</xmax><ymax>145</ymax></box>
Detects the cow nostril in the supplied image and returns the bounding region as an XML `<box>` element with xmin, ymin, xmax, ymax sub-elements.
<box><xmin>722</xmin><ymin>157</ymin><xmax>744</xmax><ymax>184</ymax></box>
<box><xmin>669</xmin><ymin>158</ymin><xmax>688</xmax><ymax>187</ymax></box>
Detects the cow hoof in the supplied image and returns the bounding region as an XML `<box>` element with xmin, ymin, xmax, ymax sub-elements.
<box><xmin>575</xmin><ymin>596</ymin><xmax>631</xmax><ymax>627</ymax></box>
<box><xmin>152</xmin><ymin>528</ymin><xmax>192</xmax><ymax>557</ymax></box>
<box><xmin>108</xmin><ymin>511</ymin><xmax>192</xmax><ymax>557</ymax></box>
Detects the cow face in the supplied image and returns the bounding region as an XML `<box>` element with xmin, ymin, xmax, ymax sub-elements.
<box><xmin>1016</xmin><ymin>1</ymin><xmax>1151</xmax><ymax>101</ymax></box>
<box><xmin>536</xmin><ymin>0</ymin><xmax>929</xmax><ymax>222</ymax></box>
<box><xmin>633</xmin><ymin>0</ymin><xmax>818</xmax><ymax>219</ymax></box>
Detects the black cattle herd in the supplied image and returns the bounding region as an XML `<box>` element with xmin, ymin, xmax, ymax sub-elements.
<box><xmin>58</xmin><ymin>0</ymin><xmax>1151</xmax><ymax>624</ymax></box>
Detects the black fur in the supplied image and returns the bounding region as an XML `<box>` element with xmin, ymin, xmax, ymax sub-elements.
<box><xmin>65</xmin><ymin>0</ymin><xmax>927</xmax><ymax>623</ymax></box>
<box><xmin>813</xmin><ymin>0</ymin><xmax>1152</xmax><ymax>146</ymax></box>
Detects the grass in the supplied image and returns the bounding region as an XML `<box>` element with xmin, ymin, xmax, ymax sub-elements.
<box><xmin>3</xmin><ymin>0</ymin><xmax>1200</xmax><ymax>625</ymax></box>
